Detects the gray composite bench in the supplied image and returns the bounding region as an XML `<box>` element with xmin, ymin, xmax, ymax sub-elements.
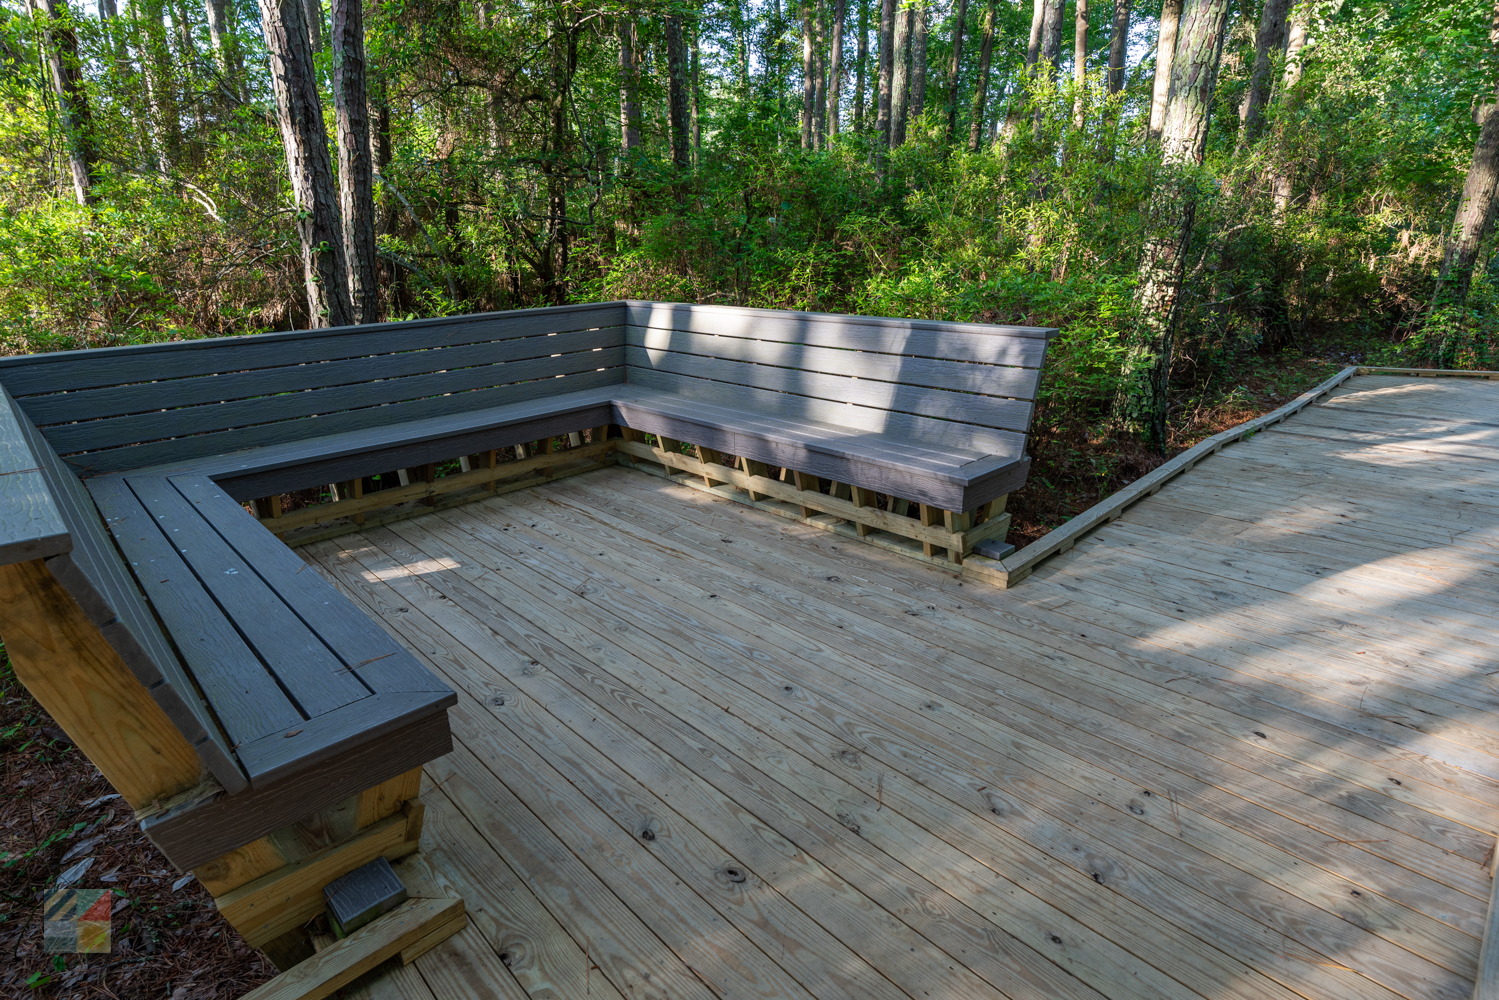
<box><xmin>0</xmin><ymin>299</ymin><xmax>1053</xmax><ymax>965</ymax></box>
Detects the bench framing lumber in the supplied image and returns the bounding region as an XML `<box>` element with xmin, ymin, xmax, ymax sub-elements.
<box><xmin>0</xmin><ymin>557</ymin><xmax>205</xmax><ymax>811</ymax></box>
<box><xmin>237</xmin><ymin>895</ymin><xmax>465</xmax><ymax>1000</ymax></box>
<box><xmin>213</xmin><ymin>798</ymin><xmax>426</xmax><ymax>948</ymax></box>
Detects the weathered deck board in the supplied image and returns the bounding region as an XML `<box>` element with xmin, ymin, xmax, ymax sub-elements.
<box><xmin>310</xmin><ymin>373</ymin><xmax>1499</xmax><ymax>1000</ymax></box>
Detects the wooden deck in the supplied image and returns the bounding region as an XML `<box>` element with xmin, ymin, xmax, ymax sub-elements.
<box><xmin>314</xmin><ymin>373</ymin><xmax>1499</xmax><ymax>1000</ymax></box>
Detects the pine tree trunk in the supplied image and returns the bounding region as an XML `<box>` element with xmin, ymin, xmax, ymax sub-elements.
<box><xmin>1038</xmin><ymin>0</ymin><xmax>1063</xmax><ymax>81</ymax></box>
<box><xmin>370</xmin><ymin>79</ymin><xmax>393</xmax><ymax>235</ymax></box>
<box><xmin>331</xmin><ymin>0</ymin><xmax>377</xmax><ymax>324</ymax></box>
<box><xmin>1107</xmin><ymin>0</ymin><xmax>1130</xmax><ymax>92</ymax></box>
<box><xmin>134</xmin><ymin>0</ymin><xmax>181</xmax><ymax>171</ymax></box>
<box><xmin>1002</xmin><ymin>0</ymin><xmax>1046</xmax><ymax>137</ymax></box>
<box><xmin>801</xmin><ymin>0</ymin><xmax>816</xmax><ymax>148</ymax></box>
<box><xmin>32</xmin><ymin>0</ymin><xmax>97</xmax><ymax>206</ymax></box>
<box><xmin>854</xmin><ymin>0</ymin><xmax>867</xmax><ymax>130</ymax></box>
<box><xmin>666</xmin><ymin>14</ymin><xmax>691</xmax><ymax>170</ymax></box>
<box><xmin>302</xmin><ymin>0</ymin><xmax>321</xmax><ymax>52</ymax></box>
<box><xmin>1073</xmin><ymin>0</ymin><xmax>1088</xmax><ymax>126</ymax></box>
<box><xmin>617</xmin><ymin>18</ymin><xmax>641</xmax><ymax>157</ymax></box>
<box><xmin>945</xmin><ymin>0</ymin><xmax>967</xmax><ymax>141</ymax></box>
<box><xmin>814</xmin><ymin>3</ymin><xmax>827</xmax><ymax>148</ymax></box>
<box><xmin>1125</xmin><ymin>0</ymin><xmax>1231</xmax><ymax>448</ymax></box>
<box><xmin>691</xmin><ymin>23</ymin><xmax>701</xmax><ymax>162</ymax></box>
<box><xmin>258</xmin><ymin>0</ymin><xmax>353</xmax><ymax>328</ymax></box>
<box><xmin>1238</xmin><ymin>0</ymin><xmax>1290</xmax><ymax>146</ymax></box>
<box><xmin>968</xmin><ymin>0</ymin><xmax>995</xmax><ymax>151</ymax></box>
<box><xmin>828</xmin><ymin>0</ymin><xmax>844</xmax><ymax>139</ymax></box>
<box><xmin>890</xmin><ymin>3</ymin><xmax>911</xmax><ymax>146</ymax></box>
<box><xmin>1436</xmin><ymin>11</ymin><xmax>1499</xmax><ymax>309</ymax></box>
<box><xmin>202</xmin><ymin>0</ymin><xmax>240</xmax><ymax>80</ymax></box>
<box><xmin>909</xmin><ymin>3</ymin><xmax>927</xmax><ymax>129</ymax></box>
<box><xmin>1147</xmin><ymin>0</ymin><xmax>1182</xmax><ymax>141</ymax></box>
<box><xmin>876</xmin><ymin>0</ymin><xmax>893</xmax><ymax>152</ymax></box>
<box><xmin>1268</xmin><ymin>14</ymin><xmax>1307</xmax><ymax>216</ymax></box>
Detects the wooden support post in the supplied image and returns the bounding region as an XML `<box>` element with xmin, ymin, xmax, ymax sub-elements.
<box><xmin>790</xmin><ymin>470</ymin><xmax>816</xmax><ymax>518</ymax></box>
<box><xmin>919</xmin><ymin>504</ymin><xmax>941</xmax><ymax>558</ymax></box>
<box><xmin>513</xmin><ymin>443</ymin><xmax>529</xmax><ymax>460</ymax></box>
<box><xmin>591</xmin><ymin>425</ymin><xmax>611</xmax><ymax>446</ymax></box>
<box><xmin>695</xmin><ymin>444</ymin><xmax>728</xmax><ymax>487</ymax></box>
<box><xmin>850</xmin><ymin>486</ymin><xmax>877</xmax><ymax>537</ymax></box>
<box><xmin>891</xmin><ymin>497</ymin><xmax>910</xmax><ymax>517</ymax></box>
<box><xmin>0</xmin><ymin>560</ymin><xmax>205</xmax><ymax>811</ymax></box>
<box><xmin>351</xmin><ymin>478</ymin><xmax>364</xmax><ymax>525</ymax></box>
<box><xmin>743</xmin><ymin>458</ymin><xmax>770</xmax><ymax>501</ymax></box>
<box><xmin>567</xmin><ymin>431</ymin><xmax>583</xmax><ymax>448</ymax></box>
<box><xmin>417</xmin><ymin>463</ymin><xmax>436</xmax><ymax>506</ymax></box>
<box><xmin>484</xmin><ymin>450</ymin><xmax>498</xmax><ymax>493</ymax></box>
<box><xmin>943</xmin><ymin>509</ymin><xmax>973</xmax><ymax>564</ymax></box>
<box><xmin>458</xmin><ymin>456</ymin><xmax>473</xmax><ymax>473</ymax></box>
<box><xmin>255</xmin><ymin>495</ymin><xmax>286</xmax><ymax>539</ymax></box>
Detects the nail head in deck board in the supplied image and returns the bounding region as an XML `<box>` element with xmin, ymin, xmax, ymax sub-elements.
<box><xmin>144</xmin><ymin>710</ymin><xmax>452</xmax><ymax>871</ymax></box>
<box><xmin>120</xmin><ymin>474</ymin><xmax>370</xmax><ymax>718</ymax></box>
<box><xmin>87</xmin><ymin>476</ymin><xmax>304</xmax><ymax>748</ymax></box>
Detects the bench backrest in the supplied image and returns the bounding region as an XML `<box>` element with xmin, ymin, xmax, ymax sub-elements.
<box><xmin>0</xmin><ymin>388</ymin><xmax>246</xmax><ymax>792</ymax></box>
<box><xmin>0</xmin><ymin>303</ymin><xmax>626</xmax><ymax>475</ymax></box>
<box><xmin>622</xmin><ymin>301</ymin><xmax>1056</xmax><ymax>460</ymax></box>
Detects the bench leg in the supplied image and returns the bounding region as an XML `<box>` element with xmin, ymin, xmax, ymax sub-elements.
<box><xmin>790</xmin><ymin>470</ymin><xmax>816</xmax><ymax>518</ymax></box>
<box><xmin>0</xmin><ymin>559</ymin><xmax>206</xmax><ymax>812</ymax></box>
<box><xmin>943</xmin><ymin>509</ymin><xmax>973</xmax><ymax>565</ymax></box>
<box><xmin>695</xmin><ymin>445</ymin><xmax>729</xmax><ymax>488</ymax></box>
<box><xmin>919</xmin><ymin>504</ymin><xmax>941</xmax><ymax>557</ymax></box>
<box><xmin>743</xmin><ymin>458</ymin><xmax>770</xmax><ymax>501</ymax></box>
<box><xmin>850</xmin><ymin>485</ymin><xmax>876</xmax><ymax>536</ymax></box>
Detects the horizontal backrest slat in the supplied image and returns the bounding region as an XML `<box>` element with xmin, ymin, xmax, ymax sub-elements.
<box><xmin>0</xmin><ymin>302</ymin><xmax>625</xmax><ymax>397</ymax></box>
<box><xmin>27</xmin><ymin>325</ymin><xmax>622</xmax><ymax>426</ymax></box>
<box><xmin>46</xmin><ymin>345</ymin><xmax>625</xmax><ymax>456</ymax></box>
<box><xmin>68</xmin><ymin>366</ymin><xmax>624</xmax><ymax>475</ymax></box>
<box><xmin>629</xmin><ymin>326</ymin><xmax>1041</xmax><ymax>400</ymax></box>
<box><xmin>626</xmin><ymin>367</ymin><xmax>1026</xmax><ymax>458</ymax></box>
<box><xmin>627</xmin><ymin>346</ymin><xmax>1033</xmax><ymax>433</ymax></box>
<box><xmin>625</xmin><ymin>300</ymin><xmax>1054</xmax><ymax>368</ymax></box>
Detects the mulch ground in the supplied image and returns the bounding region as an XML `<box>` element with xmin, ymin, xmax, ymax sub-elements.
<box><xmin>0</xmin><ymin>654</ymin><xmax>277</xmax><ymax>999</ymax></box>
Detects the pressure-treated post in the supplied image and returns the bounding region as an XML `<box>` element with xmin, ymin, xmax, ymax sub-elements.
<box><xmin>0</xmin><ymin>559</ymin><xmax>204</xmax><ymax>811</ymax></box>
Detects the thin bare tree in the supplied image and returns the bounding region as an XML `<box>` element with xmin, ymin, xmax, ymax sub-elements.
<box><xmin>617</xmin><ymin>17</ymin><xmax>641</xmax><ymax>158</ymax></box>
<box><xmin>258</xmin><ymin>0</ymin><xmax>352</xmax><ymax>327</ymax></box>
<box><xmin>1107</xmin><ymin>0</ymin><xmax>1130</xmax><ymax>93</ymax></box>
<box><xmin>968</xmin><ymin>0</ymin><xmax>996</xmax><ymax>151</ymax></box>
<box><xmin>890</xmin><ymin>2</ymin><xmax>911</xmax><ymax>146</ymax></box>
<box><xmin>945</xmin><ymin>0</ymin><xmax>967</xmax><ymax>141</ymax></box>
<box><xmin>32</xmin><ymin>0</ymin><xmax>98</xmax><ymax>206</ymax></box>
<box><xmin>828</xmin><ymin>0</ymin><xmax>845</xmax><ymax>139</ymax></box>
<box><xmin>331</xmin><ymin>0</ymin><xmax>377</xmax><ymax>323</ymax></box>
<box><xmin>1238</xmin><ymin>0</ymin><xmax>1291</xmax><ymax>146</ymax></box>
<box><xmin>909</xmin><ymin>2</ymin><xmax>928</xmax><ymax>130</ymax></box>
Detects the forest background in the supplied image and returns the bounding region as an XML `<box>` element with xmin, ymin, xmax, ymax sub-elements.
<box><xmin>1</xmin><ymin>0</ymin><xmax>1497</xmax><ymax>536</ymax></box>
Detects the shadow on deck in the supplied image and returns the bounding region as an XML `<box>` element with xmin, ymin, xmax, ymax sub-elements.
<box><xmin>323</xmin><ymin>374</ymin><xmax>1499</xmax><ymax>1000</ymax></box>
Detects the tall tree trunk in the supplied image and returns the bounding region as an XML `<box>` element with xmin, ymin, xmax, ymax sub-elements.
<box><xmin>1268</xmin><ymin>13</ymin><xmax>1307</xmax><ymax>216</ymax></box>
<box><xmin>945</xmin><ymin>0</ymin><xmax>967</xmax><ymax>141</ymax></box>
<box><xmin>203</xmin><ymin>0</ymin><xmax>243</xmax><ymax>86</ymax></box>
<box><xmin>1147</xmin><ymin>0</ymin><xmax>1182</xmax><ymax>141</ymax></box>
<box><xmin>814</xmin><ymin>2</ymin><xmax>827</xmax><ymax>148</ymax></box>
<box><xmin>1125</xmin><ymin>0</ymin><xmax>1232</xmax><ymax>448</ymax></box>
<box><xmin>1237</xmin><ymin>0</ymin><xmax>1289</xmax><ymax>146</ymax></box>
<box><xmin>331</xmin><ymin>0</ymin><xmax>377</xmax><ymax>324</ymax></box>
<box><xmin>968</xmin><ymin>0</ymin><xmax>995</xmax><ymax>151</ymax></box>
<box><xmin>1038</xmin><ymin>0</ymin><xmax>1063</xmax><ymax>81</ymax></box>
<box><xmin>691</xmin><ymin>23</ymin><xmax>701</xmax><ymax>163</ymax></box>
<box><xmin>32</xmin><ymin>0</ymin><xmax>98</xmax><ymax>206</ymax></box>
<box><xmin>855</xmin><ymin>0</ymin><xmax>867</xmax><ymax>130</ymax></box>
<box><xmin>1073</xmin><ymin>0</ymin><xmax>1088</xmax><ymax>127</ymax></box>
<box><xmin>370</xmin><ymin>78</ymin><xmax>393</xmax><ymax>236</ymax></box>
<box><xmin>801</xmin><ymin>0</ymin><xmax>816</xmax><ymax>148</ymax></box>
<box><xmin>1003</xmin><ymin>0</ymin><xmax>1046</xmax><ymax>136</ymax></box>
<box><xmin>258</xmin><ymin>0</ymin><xmax>352</xmax><ymax>328</ymax></box>
<box><xmin>302</xmin><ymin>0</ymin><xmax>321</xmax><ymax>52</ymax></box>
<box><xmin>666</xmin><ymin>15</ymin><xmax>691</xmax><ymax>171</ymax></box>
<box><xmin>1107</xmin><ymin>0</ymin><xmax>1130</xmax><ymax>92</ymax></box>
<box><xmin>828</xmin><ymin>0</ymin><xmax>844</xmax><ymax>140</ymax></box>
<box><xmin>876</xmin><ymin>0</ymin><xmax>893</xmax><ymax>153</ymax></box>
<box><xmin>890</xmin><ymin>2</ymin><xmax>911</xmax><ymax>146</ymax></box>
<box><xmin>617</xmin><ymin>18</ymin><xmax>640</xmax><ymax>158</ymax></box>
<box><xmin>909</xmin><ymin>2</ymin><xmax>928</xmax><ymax>129</ymax></box>
<box><xmin>1435</xmin><ymin>10</ymin><xmax>1499</xmax><ymax>309</ymax></box>
<box><xmin>134</xmin><ymin>0</ymin><xmax>181</xmax><ymax>172</ymax></box>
